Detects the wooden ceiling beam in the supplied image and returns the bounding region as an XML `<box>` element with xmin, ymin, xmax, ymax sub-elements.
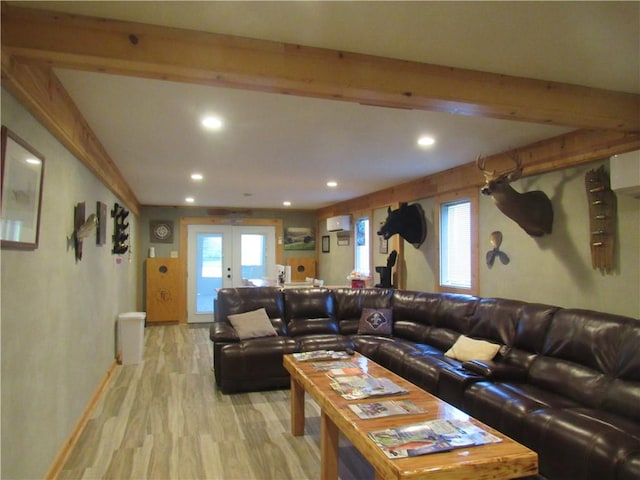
<box><xmin>1</xmin><ymin>53</ymin><xmax>140</xmax><ymax>215</ymax></box>
<box><xmin>2</xmin><ymin>4</ymin><xmax>638</xmax><ymax>132</ymax></box>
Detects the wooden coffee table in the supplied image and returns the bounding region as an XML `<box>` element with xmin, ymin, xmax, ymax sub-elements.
<box><xmin>283</xmin><ymin>353</ymin><xmax>537</xmax><ymax>480</ymax></box>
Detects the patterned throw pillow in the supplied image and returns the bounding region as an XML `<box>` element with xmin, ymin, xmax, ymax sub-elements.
<box><xmin>357</xmin><ymin>308</ymin><xmax>393</xmax><ymax>336</ymax></box>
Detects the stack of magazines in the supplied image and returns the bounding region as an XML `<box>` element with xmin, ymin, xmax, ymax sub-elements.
<box><xmin>368</xmin><ymin>419</ymin><xmax>502</xmax><ymax>458</ymax></box>
<box><xmin>327</xmin><ymin>369</ymin><xmax>408</xmax><ymax>400</ymax></box>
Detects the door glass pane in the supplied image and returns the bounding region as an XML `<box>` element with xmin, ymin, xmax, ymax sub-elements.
<box><xmin>196</xmin><ymin>233</ymin><xmax>222</xmax><ymax>314</ymax></box>
<box><xmin>240</xmin><ymin>233</ymin><xmax>266</xmax><ymax>285</ymax></box>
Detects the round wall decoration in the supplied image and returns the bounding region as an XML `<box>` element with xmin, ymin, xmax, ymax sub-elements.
<box><xmin>149</xmin><ymin>220</ymin><xmax>174</xmax><ymax>243</ymax></box>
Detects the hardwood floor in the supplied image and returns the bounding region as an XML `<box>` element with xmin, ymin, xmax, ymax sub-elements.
<box><xmin>59</xmin><ymin>324</ymin><xmax>372</xmax><ymax>479</ymax></box>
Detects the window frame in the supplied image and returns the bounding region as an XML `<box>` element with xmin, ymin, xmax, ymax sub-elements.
<box><xmin>434</xmin><ymin>188</ymin><xmax>479</xmax><ymax>295</ymax></box>
<box><xmin>354</xmin><ymin>214</ymin><xmax>372</xmax><ymax>277</ymax></box>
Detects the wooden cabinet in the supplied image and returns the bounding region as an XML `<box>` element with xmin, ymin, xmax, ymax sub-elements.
<box><xmin>146</xmin><ymin>258</ymin><xmax>183</xmax><ymax>323</ymax></box>
<box><xmin>286</xmin><ymin>257</ymin><xmax>316</xmax><ymax>282</ymax></box>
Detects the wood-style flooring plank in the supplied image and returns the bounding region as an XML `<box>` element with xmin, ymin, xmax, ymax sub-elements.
<box><xmin>58</xmin><ymin>324</ymin><xmax>374</xmax><ymax>479</ymax></box>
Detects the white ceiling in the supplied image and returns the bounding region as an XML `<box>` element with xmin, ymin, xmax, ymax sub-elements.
<box><xmin>14</xmin><ymin>1</ymin><xmax>640</xmax><ymax>210</ymax></box>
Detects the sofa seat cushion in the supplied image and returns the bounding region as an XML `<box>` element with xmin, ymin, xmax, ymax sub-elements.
<box><xmin>374</xmin><ymin>340</ymin><xmax>443</xmax><ymax>373</ymax></box>
<box><xmin>218</xmin><ymin>337</ymin><xmax>299</xmax><ymax>393</ymax></box>
<box><xmin>296</xmin><ymin>334</ymin><xmax>354</xmax><ymax>353</ymax></box>
<box><xmin>400</xmin><ymin>353</ymin><xmax>463</xmax><ymax>394</ymax></box>
<box><xmin>350</xmin><ymin>335</ymin><xmax>398</xmax><ymax>359</ymax></box>
<box><xmin>619</xmin><ymin>453</ymin><xmax>640</xmax><ymax>480</ymax></box>
<box><xmin>522</xmin><ymin>407</ymin><xmax>640</xmax><ymax>480</ymax></box>
<box><xmin>464</xmin><ymin>381</ymin><xmax>581</xmax><ymax>442</ymax></box>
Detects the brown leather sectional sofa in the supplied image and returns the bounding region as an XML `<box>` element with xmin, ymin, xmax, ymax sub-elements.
<box><xmin>210</xmin><ymin>286</ymin><xmax>640</xmax><ymax>480</ymax></box>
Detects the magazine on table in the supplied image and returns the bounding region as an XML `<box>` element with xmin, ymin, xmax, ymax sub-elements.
<box><xmin>311</xmin><ymin>360</ymin><xmax>359</xmax><ymax>371</ymax></box>
<box><xmin>329</xmin><ymin>373</ymin><xmax>408</xmax><ymax>400</ymax></box>
<box><xmin>368</xmin><ymin>419</ymin><xmax>502</xmax><ymax>459</ymax></box>
<box><xmin>326</xmin><ymin>366</ymin><xmax>364</xmax><ymax>378</ymax></box>
<box><xmin>348</xmin><ymin>400</ymin><xmax>426</xmax><ymax>419</ymax></box>
<box><xmin>292</xmin><ymin>350</ymin><xmax>352</xmax><ymax>362</ymax></box>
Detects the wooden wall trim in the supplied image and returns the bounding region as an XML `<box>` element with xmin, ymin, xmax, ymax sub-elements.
<box><xmin>2</xmin><ymin>4</ymin><xmax>638</xmax><ymax>132</ymax></box>
<box><xmin>45</xmin><ymin>362</ymin><xmax>118</xmax><ymax>480</ymax></box>
<box><xmin>317</xmin><ymin>129</ymin><xmax>640</xmax><ymax>219</ymax></box>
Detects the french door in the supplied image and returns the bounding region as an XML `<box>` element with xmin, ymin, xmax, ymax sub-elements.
<box><xmin>187</xmin><ymin>224</ymin><xmax>276</xmax><ymax>323</ymax></box>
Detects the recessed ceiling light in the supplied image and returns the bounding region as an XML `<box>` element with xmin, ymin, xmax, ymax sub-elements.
<box><xmin>417</xmin><ymin>136</ymin><xmax>436</xmax><ymax>147</ymax></box>
<box><xmin>191</xmin><ymin>173</ymin><xmax>203</xmax><ymax>181</ymax></box>
<box><xmin>201</xmin><ymin>116</ymin><xmax>223</xmax><ymax>130</ymax></box>
<box><xmin>326</xmin><ymin>181</ymin><xmax>338</xmax><ymax>188</ymax></box>
<box><xmin>283</xmin><ymin>201</ymin><xmax>291</xmax><ymax>207</ymax></box>
<box><xmin>185</xmin><ymin>197</ymin><xmax>195</xmax><ymax>203</ymax></box>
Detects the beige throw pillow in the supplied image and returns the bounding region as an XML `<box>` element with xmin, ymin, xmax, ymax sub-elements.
<box><xmin>445</xmin><ymin>335</ymin><xmax>500</xmax><ymax>362</ymax></box>
<box><xmin>228</xmin><ymin>308</ymin><xmax>277</xmax><ymax>340</ymax></box>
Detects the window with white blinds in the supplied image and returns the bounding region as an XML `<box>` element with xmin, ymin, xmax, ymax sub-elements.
<box><xmin>440</xmin><ymin>200</ymin><xmax>471</xmax><ymax>289</ymax></box>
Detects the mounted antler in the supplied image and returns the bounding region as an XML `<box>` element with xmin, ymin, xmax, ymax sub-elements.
<box><xmin>477</xmin><ymin>154</ymin><xmax>522</xmax><ymax>182</ymax></box>
<box><xmin>477</xmin><ymin>153</ymin><xmax>553</xmax><ymax>237</ymax></box>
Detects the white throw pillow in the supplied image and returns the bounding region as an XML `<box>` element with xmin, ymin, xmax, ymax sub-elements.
<box><xmin>445</xmin><ymin>335</ymin><xmax>500</xmax><ymax>362</ymax></box>
<box><xmin>228</xmin><ymin>308</ymin><xmax>277</xmax><ymax>340</ymax></box>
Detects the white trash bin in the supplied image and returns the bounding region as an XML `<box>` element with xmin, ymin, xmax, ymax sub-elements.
<box><xmin>117</xmin><ymin>312</ymin><xmax>146</xmax><ymax>365</ymax></box>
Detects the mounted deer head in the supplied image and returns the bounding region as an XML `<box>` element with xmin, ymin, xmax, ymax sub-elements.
<box><xmin>477</xmin><ymin>154</ymin><xmax>553</xmax><ymax>236</ymax></box>
<box><xmin>377</xmin><ymin>202</ymin><xmax>427</xmax><ymax>247</ymax></box>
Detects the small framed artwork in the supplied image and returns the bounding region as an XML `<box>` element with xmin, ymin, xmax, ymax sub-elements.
<box><xmin>1</xmin><ymin>126</ymin><xmax>45</xmax><ymax>250</ymax></box>
<box><xmin>337</xmin><ymin>233</ymin><xmax>350</xmax><ymax>246</ymax></box>
<box><xmin>96</xmin><ymin>201</ymin><xmax>107</xmax><ymax>245</ymax></box>
<box><xmin>379</xmin><ymin>236</ymin><xmax>388</xmax><ymax>254</ymax></box>
<box><xmin>150</xmin><ymin>220</ymin><xmax>174</xmax><ymax>243</ymax></box>
<box><xmin>321</xmin><ymin>235</ymin><xmax>330</xmax><ymax>253</ymax></box>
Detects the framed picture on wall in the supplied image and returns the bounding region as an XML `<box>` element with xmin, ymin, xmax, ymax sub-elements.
<box><xmin>379</xmin><ymin>236</ymin><xmax>388</xmax><ymax>254</ymax></box>
<box><xmin>284</xmin><ymin>227</ymin><xmax>315</xmax><ymax>250</ymax></box>
<box><xmin>321</xmin><ymin>235</ymin><xmax>330</xmax><ymax>253</ymax></box>
<box><xmin>1</xmin><ymin>126</ymin><xmax>45</xmax><ymax>250</ymax></box>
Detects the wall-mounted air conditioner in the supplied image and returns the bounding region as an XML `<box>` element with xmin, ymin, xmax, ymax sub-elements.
<box><xmin>611</xmin><ymin>150</ymin><xmax>640</xmax><ymax>198</ymax></box>
<box><xmin>326</xmin><ymin>215</ymin><xmax>351</xmax><ymax>232</ymax></box>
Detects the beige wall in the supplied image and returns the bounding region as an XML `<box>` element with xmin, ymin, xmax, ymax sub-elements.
<box><xmin>478</xmin><ymin>160</ymin><xmax>639</xmax><ymax>317</ymax></box>
<box><xmin>138</xmin><ymin>206</ymin><xmax>316</xmax><ymax>308</ymax></box>
<box><xmin>1</xmin><ymin>90</ymin><xmax>139</xmax><ymax>479</ymax></box>
<box><xmin>319</xmin><ymin>160</ymin><xmax>639</xmax><ymax>319</ymax></box>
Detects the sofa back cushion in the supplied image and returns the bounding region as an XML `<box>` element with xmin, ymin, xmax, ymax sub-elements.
<box><xmin>605</xmin><ymin>321</ymin><xmax>640</xmax><ymax>421</ymax></box>
<box><xmin>334</xmin><ymin>288</ymin><xmax>393</xmax><ymax>334</ymax></box>
<box><xmin>469</xmin><ymin>298</ymin><xmax>522</xmax><ymax>345</ymax></box>
<box><xmin>389</xmin><ymin>291</ymin><xmax>437</xmax><ymax>342</ymax></box>
<box><xmin>529</xmin><ymin>309</ymin><xmax>630</xmax><ymax>409</ymax></box>
<box><xmin>216</xmin><ymin>287</ymin><xmax>286</xmax><ymax>335</ymax></box>
<box><xmin>284</xmin><ymin>288</ymin><xmax>338</xmax><ymax>336</ymax></box>
<box><xmin>422</xmin><ymin>294</ymin><xmax>479</xmax><ymax>351</ymax></box>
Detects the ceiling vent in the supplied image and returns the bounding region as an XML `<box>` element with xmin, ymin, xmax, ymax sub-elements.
<box><xmin>327</xmin><ymin>215</ymin><xmax>351</xmax><ymax>232</ymax></box>
<box><xmin>611</xmin><ymin>151</ymin><xmax>640</xmax><ymax>198</ymax></box>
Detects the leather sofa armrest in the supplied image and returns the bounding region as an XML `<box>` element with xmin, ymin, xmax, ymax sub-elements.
<box><xmin>210</xmin><ymin>321</ymin><xmax>240</xmax><ymax>342</ymax></box>
<box><xmin>462</xmin><ymin>360</ymin><xmax>528</xmax><ymax>381</ymax></box>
